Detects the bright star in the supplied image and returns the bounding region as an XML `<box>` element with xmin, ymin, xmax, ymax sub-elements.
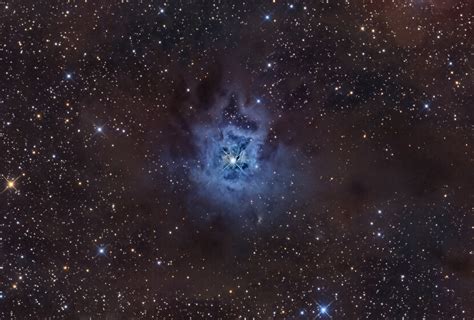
<box><xmin>96</xmin><ymin>245</ymin><xmax>109</xmax><ymax>257</ymax></box>
<box><xmin>222</xmin><ymin>148</ymin><xmax>246</xmax><ymax>171</ymax></box>
<box><xmin>265</xmin><ymin>15</ymin><xmax>271</xmax><ymax>20</ymax></box>
<box><xmin>2</xmin><ymin>175</ymin><xmax>22</xmax><ymax>193</ymax></box>
<box><xmin>316</xmin><ymin>301</ymin><xmax>333</xmax><ymax>318</ymax></box>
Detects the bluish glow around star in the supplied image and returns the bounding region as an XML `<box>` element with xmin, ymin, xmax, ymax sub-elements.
<box><xmin>96</xmin><ymin>245</ymin><xmax>108</xmax><ymax>257</ymax></box>
<box><xmin>192</xmin><ymin>124</ymin><xmax>263</xmax><ymax>193</ymax></box>
<box><xmin>316</xmin><ymin>301</ymin><xmax>333</xmax><ymax>318</ymax></box>
<box><xmin>186</xmin><ymin>92</ymin><xmax>296</xmax><ymax>217</ymax></box>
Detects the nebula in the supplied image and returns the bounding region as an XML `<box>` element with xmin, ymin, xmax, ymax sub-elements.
<box><xmin>186</xmin><ymin>92</ymin><xmax>294</xmax><ymax>218</ymax></box>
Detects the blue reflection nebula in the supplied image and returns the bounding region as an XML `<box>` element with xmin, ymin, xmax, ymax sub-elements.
<box><xmin>188</xmin><ymin>95</ymin><xmax>291</xmax><ymax>215</ymax></box>
<box><xmin>195</xmin><ymin>125</ymin><xmax>263</xmax><ymax>192</ymax></box>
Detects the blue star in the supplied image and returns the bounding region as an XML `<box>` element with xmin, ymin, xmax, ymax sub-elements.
<box><xmin>96</xmin><ymin>245</ymin><xmax>108</xmax><ymax>257</ymax></box>
<box><xmin>264</xmin><ymin>15</ymin><xmax>271</xmax><ymax>21</ymax></box>
<box><xmin>316</xmin><ymin>301</ymin><xmax>333</xmax><ymax>318</ymax></box>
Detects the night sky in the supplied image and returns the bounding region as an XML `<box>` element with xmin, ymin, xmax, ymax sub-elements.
<box><xmin>0</xmin><ymin>0</ymin><xmax>473</xmax><ymax>319</ymax></box>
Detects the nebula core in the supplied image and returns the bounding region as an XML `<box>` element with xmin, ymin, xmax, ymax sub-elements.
<box><xmin>187</xmin><ymin>92</ymin><xmax>296</xmax><ymax>218</ymax></box>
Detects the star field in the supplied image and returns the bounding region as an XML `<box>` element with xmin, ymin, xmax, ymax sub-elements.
<box><xmin>0</xmin><ymin>1</ymin><xmax>472</xmax><ymax>319</ymax></box>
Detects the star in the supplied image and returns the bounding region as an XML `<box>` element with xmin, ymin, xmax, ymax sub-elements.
<box><xmin>96</xmin><ymin>245</ymin><xmax>109</xmax><ymax>257</ymax></box>
<box><xmin>316</xmin><ymin>301</ymin><xmax>334</xmax><ymax>318</ymax></box>
<box><xmin>2</xmin><ymin>175</ymin><xmax>22</xmax><ymax>193</ymax></box>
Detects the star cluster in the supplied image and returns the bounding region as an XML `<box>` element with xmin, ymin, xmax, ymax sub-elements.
<box><xmin>0</xmin><ymin>1</ymin><xmax>472</xmax><ymax>319</ymax></box>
